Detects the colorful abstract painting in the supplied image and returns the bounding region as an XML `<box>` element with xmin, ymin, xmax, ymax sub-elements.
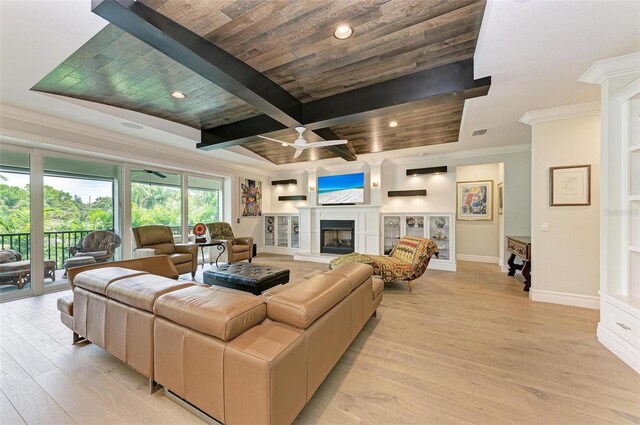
<box><xmin>240</xmin><ymin>178</ymin><xmax>262</xmax><ymax>217</ymax></box>
<box><xmin>456</xmin><ymin>180</ymin><xmax>493</xmax><ymax>221</ymax></box>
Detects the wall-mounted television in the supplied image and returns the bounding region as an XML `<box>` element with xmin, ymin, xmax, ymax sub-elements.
<box><xmin>318</xmin><ymin>172</ymin><xmax>365</xmax><ymax>205</ymax></box>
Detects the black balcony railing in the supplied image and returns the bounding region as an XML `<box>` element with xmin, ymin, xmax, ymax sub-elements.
<box><xmin>0</xmin><ymin>229</ymin><xmax>112</xmax><ymax>270</ymax></box>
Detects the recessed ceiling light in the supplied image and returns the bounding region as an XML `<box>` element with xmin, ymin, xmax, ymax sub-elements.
<box><xmin>121</xmin><ymin>122</ymin><xmax>143</xmax><ymax>129</ymax></box>
<box><xmin>389</xmin><ymin>120</ymin><xmax>399</xmax><ymax>128</ymax></box>
<box><xmin>281</xmin><ymin>142</ymin><xmax>288</xmax><ymax>147</ymax></box>
<box><xmin>171</xmin><ymin>91</ymin><xmax>186</xmax><ymax>99</ymax></box>
<box><xmin>334</xmin><ymin>25</ymin><xmax>353</xmax><ymax>39</ymax></box>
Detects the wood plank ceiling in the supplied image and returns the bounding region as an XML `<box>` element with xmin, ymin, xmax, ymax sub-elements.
<box><xmin>32</xmin><ymin>0</ymin><xmax>487</xmax><ymax>165</ymax></box>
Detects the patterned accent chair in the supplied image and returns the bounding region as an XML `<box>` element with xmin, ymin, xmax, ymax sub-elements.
<box><xmin>206</xmin><ymin>222</ymin><xmax>253</xmax><ymax>263</ymax></box>
<box><xmin>132</xmin><ymin>225</ymin><xmax>198</xmax><ymax>278</ymax></box>
<box><xmin>329</xmin><ymin>236</ymin><xmax>439</xmax><ymax>291</ymax></box>
<box><xmin>69</xmin><ymin>230</ymin><xmax>121</xmax><ymax>263</ymax></box>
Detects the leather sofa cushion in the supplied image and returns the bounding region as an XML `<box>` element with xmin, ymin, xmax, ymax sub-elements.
<box><xmin>147</xmin><ymin>242</ymin><xmax>175</xmax><ymax>255</ymax></box>
<box><xmin>324</xmin><ymin>263</ymin><xmax>373</xmax><ymax>292</ymax></box>
<box><xmin>170</xmin><ymin>252</ymin><xmax>192</xmax><ymax>264</ymax></box>
<box><xmin>266</xmin><ymin>274</ymin><xmax>351</xmax><ymax>329</ymax></box>
<box><xmin>57</xmin><ymin>295</ymin><xmax>73</xmax><ymax>315</ymax></box>
<box><xmin>231</xmin><ymin>244</ymin><xmax>250</xmax><ymax>253</ymax></box>
<box><xmin>73</xmin><ymin>267</ymin><xmax>148</xmax><ymax>295</ymax></box>
<box><xmin>105</xmin><ymin>274</ymin><xmax>193</xmax><ymax>312</ymax></box>
<box><xmin>372</xmin><ymin>277</ymin><xmax>384</xmax><ymax>300</ymax></box>
<box><xmin>154</xmin><ymin>286</ymin><xmax>266</xmax><ymax>341</ymax></box>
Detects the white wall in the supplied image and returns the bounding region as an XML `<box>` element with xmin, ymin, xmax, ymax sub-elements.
<box><xmin>267</xmin><ymin>172</ymin><xmax>309</xmax><ymax>214</ymax></box>
<box><xmin>530</xmin><ymin>114</ymin><xmax>600</xmax><ymax>299</ymax></box>
<box><xmin>456</xmin><ymin>163</ymin><xmax>501</xmax><ymax>260</ymax></box>
<box><xmin>381</xmin><ymin>149</ymin><xmax>531</xmax><ymax>258</ymax></box>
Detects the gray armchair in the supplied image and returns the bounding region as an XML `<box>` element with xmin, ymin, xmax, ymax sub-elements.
<box><xmin>69</xmin><ymin>230</ymin><xmax>121</xmax><ymax>263</ymax></box>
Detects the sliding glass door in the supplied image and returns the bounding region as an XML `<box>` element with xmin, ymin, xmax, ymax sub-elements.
<box><xmin>43</xmin><ymin>155</ymin><xmax>121</xmax><ymax>289</ymax></box>
<box><xmin>0</xmin><ymin>149</ymin><xmax>32</xmax><ymax>297</ymax></box>
<box><xmin>131</xmin><ymin>168</ymin><xmax>182</xmax><ymax>242</ymax></box>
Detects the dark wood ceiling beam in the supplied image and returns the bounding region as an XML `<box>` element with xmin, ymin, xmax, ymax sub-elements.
<box><xmin>304</xmin><ymin>59</ymin><xmax>489</xmax><ymax>129</ymax></box>
<box><xmin>312</xmin><ymin>128</ymin><xmax>357</xmax><ymax>162</ymax></box>
<box><xmin>91</xmin><ymin>0</ymin><xmax>303</xmax><ymax>127</ymax></box>
<box><xmin>197</xmin><ymin>59</ymin><xmax>490</xmax><ymax>149</ymax></box>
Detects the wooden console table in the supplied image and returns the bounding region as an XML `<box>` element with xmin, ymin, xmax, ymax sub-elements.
<box><xmin>506</xmin><ymin>236</ymin><xmax>531</xmax><ymax>292</ymax></box>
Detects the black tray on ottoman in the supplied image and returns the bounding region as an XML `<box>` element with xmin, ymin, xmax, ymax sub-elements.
<box><xmin>203</xmin><ymin>263</ymin><xmax>290</xmax><ymax>295</ymax></box>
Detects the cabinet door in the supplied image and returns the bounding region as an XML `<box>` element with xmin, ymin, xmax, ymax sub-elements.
<box><xmin>428</xmin><ymin>215</ymin><xmax>450</xmax><ymax>260</ymax></box>
<box><xmin>277</xmin><ymin>215</ymin><xmax>289</xmax><ymax>247</ymax></box>
<box><xmin>264</xmin><ymin>216</ymin><xmax>275</xmax><ymax>246</ymax></box>
<box><xmin>290</xmin><ymin>216</ymin><xmax>299</xmax><ymax>249</ymax></box>
<box><xmin>404</xmin><ymin>215</ymin><xmax>426</xmax><ymax>238</ymax></box>
<box><xmin>383</xmin><ymin>215</ymin><xmax>401</xmax><ymax>255</ymax></box>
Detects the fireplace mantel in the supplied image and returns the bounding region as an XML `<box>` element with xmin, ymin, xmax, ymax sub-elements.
<box><xmin>294</xmin><ymin>205</ymin><xmax>381</xmax><ymax>263</ymax></box>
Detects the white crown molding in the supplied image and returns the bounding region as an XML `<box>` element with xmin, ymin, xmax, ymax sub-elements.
<box><xmin>0</xmin><ymin>104</ymin><xmax>264</xmax><ymax>176</ymax></box>
<box><xmin>386</xmin><ymin>144</ymin><xmax>531</xmax><ymax>166</ymax></box>
<box><xmin>519</xmin><ymin>102</ymin><xmax>600</xmax><ymax>126</ymax></box>
<box><xmin>613</xmin><ymin>76</ymin><xmax>640</xmax><ymax>103</ymax></box>
<box><xmin>579</xmin><ymin>52</ymin><xmax>640</xmax><ymax>85</ymax></box>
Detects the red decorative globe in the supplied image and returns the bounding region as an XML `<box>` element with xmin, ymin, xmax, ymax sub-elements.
<box><xmin>193</xmin><ymin>223</ymin><xmax>207</xmax><ymax>237</ymax></box>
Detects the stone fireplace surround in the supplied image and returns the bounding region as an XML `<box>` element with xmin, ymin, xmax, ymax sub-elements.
<box><xmin>294</xmin><ymin>205</ymin><xmax>381</xmax><ymax>263</ymax></box>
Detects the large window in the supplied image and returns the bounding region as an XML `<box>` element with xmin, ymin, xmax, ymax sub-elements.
<box><xmin>0</xmin><ymin>149</ymin><xmax>32</xmax><ymax>296</ymax></box>
<box><xmin>43</xmin><ymin>155</ymin><xmax>120</xmax><ymax>288</ymax></box>
<box><xmin>131</xmin><ymin>169</ymin><xmax>182</xmax><ymax>239</ymax></box>
<box><xmin>188</xmin><ymin>175</ymin><xmax>223</xmax><ymax>227</ymax></box>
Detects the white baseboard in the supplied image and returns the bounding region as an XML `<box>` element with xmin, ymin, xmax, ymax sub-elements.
<box><xmin>597</xmin><ymin>323</ymin><xmax>640</xmax><ymax>373</ymax></box>
<box><xmin>456</xmin><ymin>254</ymin><xmax>498</xmax><ymax>264</ymax></box>
<box><xmin>529</xmin><ymin>289</ymin><xmax>600</xmax><ymax>309</ymax></box>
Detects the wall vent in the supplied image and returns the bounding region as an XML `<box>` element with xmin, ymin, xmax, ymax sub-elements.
<box><xmin>472</xmin><ymin>128</ymin><xmax>488</xmax><ymax>136</ymax></box>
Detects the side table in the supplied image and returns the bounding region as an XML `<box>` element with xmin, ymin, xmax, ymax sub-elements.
<box><xmin>198</xmin><ymin>240</ymin><xmax>226</xmax><ymax>267</ymax></box>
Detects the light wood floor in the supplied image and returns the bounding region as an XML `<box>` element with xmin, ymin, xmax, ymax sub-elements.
<box><xmin>1</xmin><ymin>256</ymin><xmax>638</xmax><ymax>425</ymax></box>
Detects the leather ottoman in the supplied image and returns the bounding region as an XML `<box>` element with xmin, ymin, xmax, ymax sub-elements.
<box><xmin>203</xmin><ymin>263</ymin><xmax>290</xmax><ymax>295</ymax></box>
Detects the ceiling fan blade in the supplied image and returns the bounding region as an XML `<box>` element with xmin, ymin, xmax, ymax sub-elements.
<box><xmin>293</xmin><ymin>148</ymin><xmax>304</xmax><ymax>159</ymax></box>
<box><xmin>257</xmin><ymin>134</ymin><xmax>293</xmax><ymax>146</ymax></box>
<box><xmin>142</xmin><ymin>169</ymin><xmax>166</xmax><ymax>178</ymax></box>
<box><xmin>306</xmin><ymin>140</ymin><xmax>348</xmax><ymax>147</ymax></box>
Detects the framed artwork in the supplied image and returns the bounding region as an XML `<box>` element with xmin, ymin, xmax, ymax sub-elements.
<box><xmin>457</xmin><ymin>180</ymin><xmax>493</xmax><ymax>221</ymax></box>
<box><xmin>497</xmin><ymin>182</ymin><xmax>504</xmax><ymax>214</ymax></box>
<box><xmin>549</xmin><ymin>165</ymin><xmax>591</xmax><ymax>206</ymax></box>
<box><xmin>240</xmin><ymin>178</ymin><xmax>262</xmax><ymax>216</ymax></box>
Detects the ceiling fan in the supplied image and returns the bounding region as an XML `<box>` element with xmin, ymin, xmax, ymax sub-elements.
<box><xmin>132</xmin><ymin>169</ymin><xmax>167</xmax><ymax>178</ymax></box>
<box><xmin>257</xmin><ymin>127</ymin><xmax>348</xmax><ymax>159</ymax></box>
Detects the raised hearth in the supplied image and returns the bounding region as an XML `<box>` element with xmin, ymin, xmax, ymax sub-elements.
<box><xmin>320</xmin><ymin>220</ymin><xmax>355</xmax><ymax>255</ymax></box>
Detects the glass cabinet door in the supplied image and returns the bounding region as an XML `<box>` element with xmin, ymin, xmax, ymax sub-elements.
<box><xmin>290</xmin><ymin>216</ymin><xmax>299</xmax><ymax>249</ymax></box>
<box><xmin>264</xmin><ymin>216</ymin><xmax>275</xmax><ymax>246</ymax></box>
<box><xmin>404</xmin><ymin>215</ymin><xmax>425</xmax><ymax>238</ymax></box>
<box><xmin>277</xmin><ymin>216</ymin><xmax>289</xmax><ymax>247</ymax></box>
<box><xmin>429</xmin><ymin>215</ymin><xmax>450</xmax><ymax>260</ymax></box>
<box><xmin>383</xmin><ymin>216</ymin><xmax>401</xmax><ymax>255</ymax></box>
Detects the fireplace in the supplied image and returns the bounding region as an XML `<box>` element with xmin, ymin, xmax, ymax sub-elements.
<box><xmin>320</xmin><ymin>220</ymin><xmax>355</xmax><ymax>255</ymax></box>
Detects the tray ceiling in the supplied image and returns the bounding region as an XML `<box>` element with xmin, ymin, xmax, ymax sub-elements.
<box><xmin>31</xmin><ymin>0</ymin><xmax>488</xmax><ymax>165</ymax></box>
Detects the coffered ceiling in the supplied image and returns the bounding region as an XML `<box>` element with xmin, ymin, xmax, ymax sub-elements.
<box><xmin>31</xmin><ymin>0</ymin><xmax>490</xmax><ymax>165</ymax></box>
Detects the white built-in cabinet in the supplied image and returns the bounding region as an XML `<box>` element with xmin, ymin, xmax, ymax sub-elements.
<box><xmin>582</xmin><ymin>54</ymin><xmax>640</xmax><ymax>373</ymax></box>
<box><xmin>263</xmin><ymin>214</ymin><xmax>299</xmax><ymax>254</ymax></box>
<box><xmin>382</xmin><ymin>213</ymin><xmax>456</xmax><ymax>271</ymax></box>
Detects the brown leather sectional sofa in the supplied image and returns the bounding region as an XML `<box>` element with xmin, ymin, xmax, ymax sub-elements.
<box><xmin>57</xmin><ymin>256</ymin><xmax>383</xmax><ymax>425</ymax></box>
